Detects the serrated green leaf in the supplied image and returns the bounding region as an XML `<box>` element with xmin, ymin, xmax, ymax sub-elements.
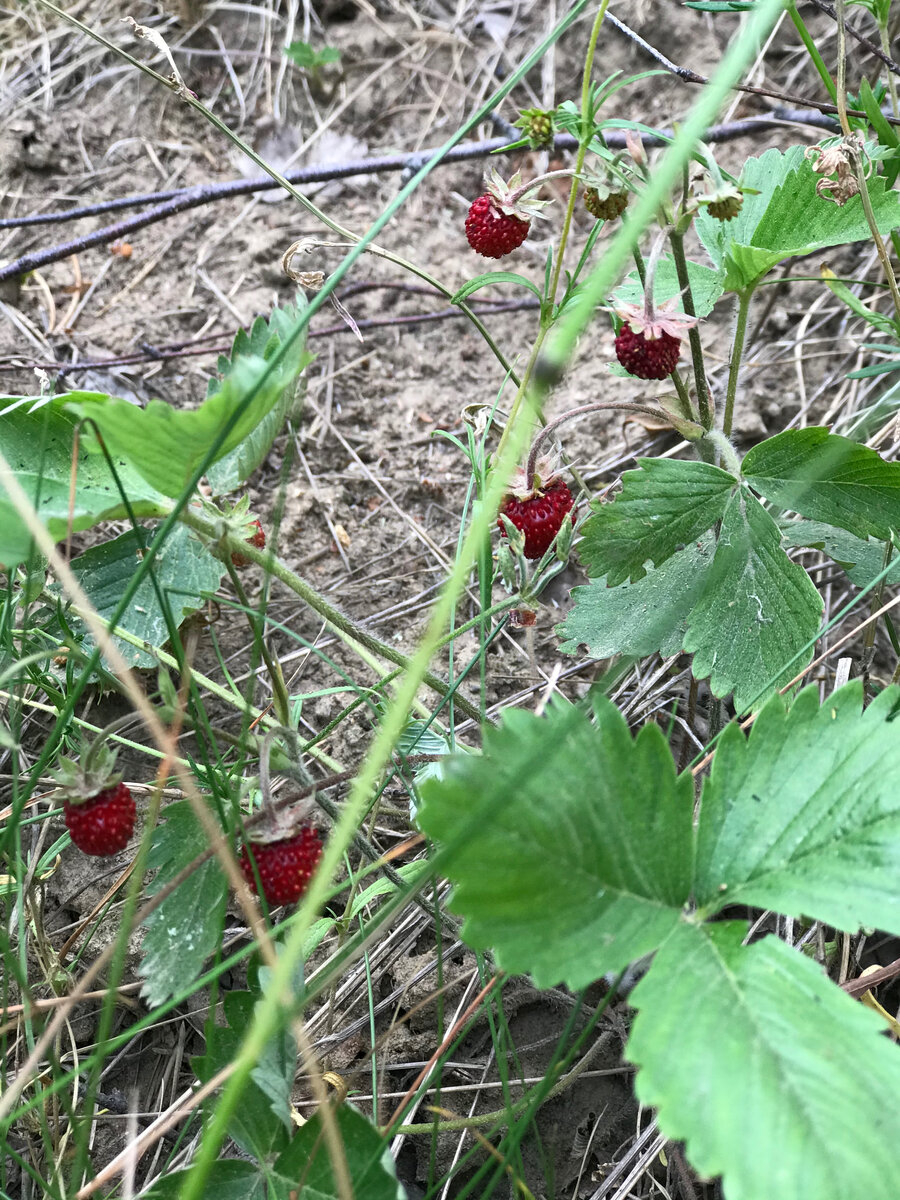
<box><xmin>613</xmin><ymin>254</ymin><xmax>726</xmax><ymax>319</ymax></box>
<box><xmin>417</xmin><ymin>701</ymin><xmax>693</xmax><ymax>987</ymax></box>
<box><xmin>450</xmin><ymin>271</ymin><xmax>543</xmax><ymax>305</ymax></box>
<box><xmin>231</xmin><ymin>989</ymin><xmax>297</xmax><ymax>1134</ymax></box>
<box><xmin>271</xmin><ymin>1104</ymin><xmax>405</xmax><ymax>1200</ymax></box>
<box><xmin>695</xmin><ymin>143</ymin><xmax>900</xmax><ymax>291</ymax></box>
<box><xmin>62</xmin><ymin>523</ymin><xmax>226</xmax><ymax>668</ymax></box>
<box><xmin>140</xmin><ymin>801</ymin><xmax>227</xmax><ymax>1008</ymax></box>
<box><xmin>695</xmin><ymin>682</ymin><xmax>900</xmax><ymax>932</ymax></box>
<box><xmin>206</xmin><ymin>303</ymin><xmax>312</xmax><ymax>494</ymax></box>
<box><xmin>193</xmin><ymin>989</ymin><xmax>292</xmax><ymax>1162</ymax></box>
<box><xmin>0</xmin><ymin>396</ymin><xmax>168</xmax><ymax>568</ymax></box>
<box><xmin>683</xmin><ymin>488</ymin><xmax>823</xmax><ymax>711</ymax></box>
<box><xmin>628</xmin><ymin>922</ymin><xmax>900</xmax><ymax>1200</ymax></box>
<box><xmin>743</xmin><ymin>427</ymin><xmax>900</xmax><ymax>541</ymax></box>
<box><xmin>558</xmin><ymin>533</ymin><xmax>716</xmax><ymax>658</ymax></box>
<box><xmin>578</xmin><ymin>458</ymin><xmax>735</xmax><ymax>584</ymax></box>
<box><xmin>779</xmin><ymin>518</ymin><xmax>900</xmax><ymax>588</ymax></box>
<box><xmin>140</xmin><ymin>1159</ymin><xmax>266</xmax><ymax>1200</ymax></box>
<box><xmin>64</xmin><ymin>349</ymin><xmax>301</xmax><ymax>499</ymax></box>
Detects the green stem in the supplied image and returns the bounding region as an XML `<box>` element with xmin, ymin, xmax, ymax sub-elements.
<box><xmin>498</xmin><ymin>0</ymin><xmax>610</xmax><ymax>457</ymax></box>
<box><xmin>180</xmin><ymin>508</ymin><xmax>489</xmax><ymax>727</ymax></box>
<box><xmin>833</xmin><ymin>0</ymin><xmax>900</xmax><ymax>328</ymax></box>
<box><xmin>723</xmin><ymin>286</ymin><xmax>754</xmax><ymax>438</ymax></box>
<box><xmin>669</xmin><ymin>229</ymin><xmax>713</xmax><ymax>429</ymax></box>
<box><xmin>879</xmin><ymin>22</ymin><xmax>899</xmax><ymax>118</ymax></box>
<box><xmin>702</xmin><ymin>429</ymin><xmax>742</xmax><ymax>478</ymax></box>
<box><xmin>788</xmin><ymin>3</ymin><xmax>838</xmax><ymax>105</ymax></box>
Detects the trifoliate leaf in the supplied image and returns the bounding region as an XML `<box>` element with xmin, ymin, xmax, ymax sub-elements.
<box><xmin>578</xmin><ymin>458</ymin><xmax>735</xmax><ymax>584</ymax></box>
<box><xmin>417</xmin><ymin>700</ymin><xmax>693</xmax><ymax>987</ymax></box>
<box><xmin>272</xmin><ymin>1104</ymin><xmax>406</xmax><ymax>1200</ymax></box>
<box><xmin>558</xmin><ymin>533</ymin><xmax>715</xmax><ymax>658</ymax></box>
<box><xmin>140</xmin><ymin>801</ymin><xmax>227</xmax><ymax>1008</ymax></box>
<box><xmin>695</xmin><ymin>682</ymin><xmax>900</xmax><ymax>933</ymax></box>
<box><xmin>683</xmin><ymin>487</ymin><xmax>822</xmax><ymax>711</ymax></box>
<box><xmin>0</xmin><ymin>396</ymin><xmax>168</xmax><ymax>568</ymax></box>
<box><xmin>743</xmin><ymin>427</ymin><xmax>900</xmax><ymax>541</ymax></box>
<box><xmin>628</xmin><ymin>922</ymin><xmax>900</xmax><ymax>1200</ymax></box>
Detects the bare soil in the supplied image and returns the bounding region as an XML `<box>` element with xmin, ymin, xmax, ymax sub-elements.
<box><xmin>2</xmin><ymin>2</ymin><xmax>893</xmax><ymax>1197</ymax></box>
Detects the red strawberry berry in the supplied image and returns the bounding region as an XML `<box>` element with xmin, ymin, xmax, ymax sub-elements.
<box><xmin>240</xmin><ymin>825</ymin><xmax>323</xmax><ymax>907</ymax></box>
<box><xmin>466</xmin><ymin>193</ymin><xmax>530</xmax><ymax>259</ymax></box>
<box><xmin>499</xmin><ymin>477</ymin><xmax>574</xmax><ymax>559</ymax></box>
<box><xmin>63</xmin><ymin>782</ymin><xmax>136</xmax><ymax>857</ymax></box>
<box><xmin>231</xmin><ymin>519</ymin><xmax>266</xmax><ymax>567</ymax></box>
<box><xmin>614</xmin><ymin>321</ymin><xmax>681</xmax><ymax>380</ymax></box>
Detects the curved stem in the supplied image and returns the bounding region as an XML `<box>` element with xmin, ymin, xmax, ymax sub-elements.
<box><xmin>525</xmin><ymin>400</ymin><xmax>669</xmax><ymax>485</ymax></box>
<box><xmin>723</xmin><ymin>286</ymin><xmax>754</xmax><ymax>438</ymax></box>
<box><xmin>508</xmin><ymin>168</ymin><xmax>580</xmax><ymax>205</ymax></box>
<box><xmin>669</xmin><ymin>228</ymin><xmax>713</xmax><ymax>429</ymax></box>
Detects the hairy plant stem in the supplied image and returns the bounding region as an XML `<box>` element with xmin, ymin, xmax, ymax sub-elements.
<box><xmin>834</xmin><ymin>0</ymin><xmax>900</xmax><ymax>327</ymax></box>
<box><xmin>497</xmin><ymin>0</ymin><xmax>610</xmax><ymax>459</ymax></box>
<box><xmin>525</xmin><ymin>400</ymin><xmax>670</xmax><ymax>485</ymax></box>
<box><xmin>630</xmin><ymin>247</ymin><xmax>695</xmax><ymax>422</ymax></box>
<box><xmin>180</xmin><ymin>508</ymin><xmax>492</xmax><ymax>727</ymax></box>
<box><xmin>702</xmin><ymin>429</ymin><xmax>742</xmax><ymax>478</ymax></box>
<box><xmin>669</xmin><ymin>229</ymin><xmax>713</xmax><ymax>429</ymax></box>
<box><xmin>723</xmin><ymin>286</ymin><xmax>754</xmax><ymax>438</ymax></box>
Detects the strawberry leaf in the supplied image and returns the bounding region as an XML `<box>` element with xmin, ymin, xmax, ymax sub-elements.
<box><xmin>417</xmin><ymin>701</ymin><xmax>693</xmax><ymax>987</ymax></box>
<box><xmin>613</xmin><ymin>254</ymin><xmax>726</xmax><ymax>319</ymax></box>
<box><xmin>62</xmin><ymin>523</ymin><xmax>226</xmax><ymax>668</ymax></box>
<box><xmin>192</xmin><ymin>989</ymin><xmax>294</xmax><ymax>1160</ymax></box>
<box><xmin>271</xmin><ymin>1104</ymin><xmax>405</xmax><ymax>1200</ymax></box>
<box><xmin>64</xmin><ymin>338</ymin><xmax>308</xmax><ymax>499</ymax></box>
<box><xmin>695</xmin><ymin>143</ymin><xmax>900</xmax><ymax>291</ymax></box>
<box><xmin>695</xmin><ymin>682</ymin><xmax>900</xmax><ymax>931</ymax></box>
<box><xmin>683</xmin><ymin>487</ymin><xmax>823</xmax><ymax>711</ymax></box>
<box><xmin>206</xmin><ymin>301</ymin><xmax>312</xmax><ymax>495</ymax></box>
<box><xmin>558</xmin><ymin>532</ymin><xmax>716</xmax><ymax>658</ymax></box>
<box><xmin>743</xmin><ymin>427</ymin><xmax>900</xmax><ymax>541</ymax></box>
<box><xmin>578</xmin><ymin>458</ymin><xmax>736</xmax><ymax>584</ymax></box>
<box><xmin>140</xmin><ymin>801</ymin><xmax>227</xmax><ymax>1008</ymax></box>
<box><xmin>0</xmin><ymin>396</ymin><xmax>168</xmax><ymax>568</ymax></box>
<box><xmin>140</xmin><ymin>1160</ymin><xmax>266</xmax><ymax>1199</ymax></box>
<box><xmin>779</xmin><ymin>518</ymin><xmax>900</xmax><ymax>589</ymax></box>
<box><xmin>628</xmin><ymin>922</ymin><xmax>900</xmax><ymax>1200</ymax></box>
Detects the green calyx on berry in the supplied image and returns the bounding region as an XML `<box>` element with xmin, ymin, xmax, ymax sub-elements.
<box><xmin>52</xmin><ymin>733</ymin><xmax>136</xmax><ymax>856</ymax></box>
<box><xmin>52</xmin><ymin>742</ymin><xmax>122</xmax><ymax>806</ymax></box>
<box><xmin>514</xmin><ymin>107</ymin><xmax>556</xmax><ymax>149</ymax></box>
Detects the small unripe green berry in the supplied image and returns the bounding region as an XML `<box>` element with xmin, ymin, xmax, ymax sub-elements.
<box><xmin>584</xmin><ymin>187</ymin><xmax>629</xmax><ymax>221</ymax></box>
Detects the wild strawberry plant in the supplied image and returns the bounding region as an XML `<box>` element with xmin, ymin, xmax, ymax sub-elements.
<box><xmin>6</xmin><ymin>1</ymin><xmax>900</xmax><ymax>1198</ymax></box>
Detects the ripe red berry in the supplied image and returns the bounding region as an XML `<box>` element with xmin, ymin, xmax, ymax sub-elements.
<box><xmin>231</xmin><ymin>519</ymin><xmax>266</xmax><ymax>567</ymax></box>
<box><xmin>63</xmin><ymin>783</ymin><xmax>136</xmax><ymax>857</ymax></box>
<box><xmin>614</xmin><ymin>321</ymin><xmax>681</xmax><ymax>380</ymax></box>
<box><xmin>499</xmin><ymin>477</ymin><xmax>574</xmax><ymax>560</ymax></box>
<box><xmin>240</xmin><ymin>825</ymin><xmax>323</xmax><ymax>907</ymax></box>
<box><xmin>465</xmin><ymin>194</ymin><xmax>530</xmax><ymax>259</ymax></box>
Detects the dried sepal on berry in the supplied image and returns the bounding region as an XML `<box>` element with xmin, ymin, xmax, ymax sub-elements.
<box><xmin>498</xmin><ymin>458</ymin><xmax>575</xmax><ymax>561</ymax></box>
<box><xmin>239</xmin><ymin>800</ymin><xmax>323</xmax><ymax>908</ymax></box>
<box><xmin>613</xmin><ymin>296</ymin><xmax>699</xmax><ymax>381</ymax></box>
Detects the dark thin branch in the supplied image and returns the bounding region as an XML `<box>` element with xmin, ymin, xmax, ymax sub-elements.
<box><xmin>806</xmin><ymin>0</ymin><xmax>900</xmax><ymax>78</ymax></box>
<box><xmin>608</xmin><ymin>9</ymin><xmax>900</xmax><ymax>119</ymax></box>
<box><xmin>0</xmin><ymin>297</ymin><xmax>542</xmax><ymax>376</ymax></box>
<box><xmin>0</xmin><ymin>110</ymin><xmax>844</xmax><ymax>286</ymax></box>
